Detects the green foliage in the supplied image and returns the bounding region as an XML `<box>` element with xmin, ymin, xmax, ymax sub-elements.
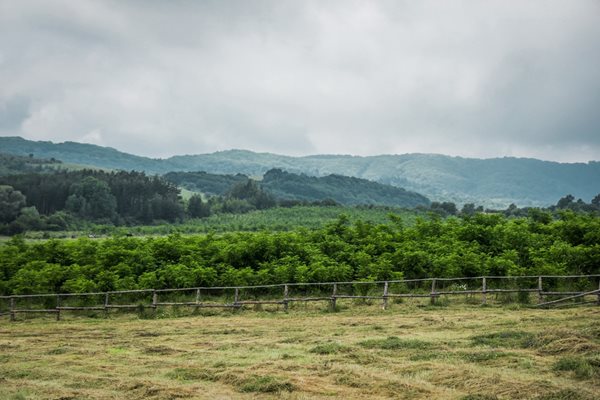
<box><xmin>0</xmin><ymin>170</ymin><xmax>183</xmax><ymax>225</ymax></box>
<box><xmin>227</xmin><ymin>179</ymin><xmax>276</xmax><ymax>209</ymax></box>
<box><xmin>429</xmin><ymin>201</ymin><xmax>458</xmax><ymax>216</ymax></box>
<box><xmin>66</xmin><ymin>176</ymin><xmax>117</xmax><ymax>221</ymax></box>
<box><xmin>1</xmin><ymin>212</ymin><xmax>599</xmax><ymax>295</ymax></box>
<box><xmin>187</xmin><ymin>194</ymin><xmax>210</xmax><ymax>218</ymax></box>
<box><xmin>0</xmin><ymin>185</ymin><xmax>26</xmax><ymax>224</ymax></box>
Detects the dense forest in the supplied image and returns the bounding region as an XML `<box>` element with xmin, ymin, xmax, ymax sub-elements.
<box><xmin>1</xmin><ymin>211</ymin><xmax>599</xmax><ymax>295</ymax></box>
<box><xmin>0</xmin><ymin>170</ymin><xmax>183</xmax><ymax>233</ymax></box>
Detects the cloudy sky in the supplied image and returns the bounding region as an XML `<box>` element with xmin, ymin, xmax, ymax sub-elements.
<box><xmin>1</xmin><ymin>1</ymin><xmax>599</xmax><ymax>162</ymax></box>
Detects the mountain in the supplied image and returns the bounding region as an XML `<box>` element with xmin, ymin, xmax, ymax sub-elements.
<box><xmin>1</xmin><ymin>136</ymin><xmax>599</xmax><ymax>207</ymax></box>
<box><xmin>165</xmin><ymin>169</ymin><xmax>430</xmax><ymax>207</ymax></box>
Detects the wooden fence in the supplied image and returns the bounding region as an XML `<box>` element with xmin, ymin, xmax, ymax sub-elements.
<box><xmin>1</xmin><ymin>274</ymin><xmax>599</xmax><ymax>322</ymax></box>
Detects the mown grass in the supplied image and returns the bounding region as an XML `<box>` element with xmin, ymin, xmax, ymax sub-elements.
<box><xmin>0</xmin><ymin>303</ymin><xmax>599</xmax><ymax>399</ymax></box>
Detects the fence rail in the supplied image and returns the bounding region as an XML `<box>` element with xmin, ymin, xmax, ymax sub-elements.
<box><xmin>2</xmin><ymin>274</ymin><xmax>600</xmax><ymax>321</ymax></box>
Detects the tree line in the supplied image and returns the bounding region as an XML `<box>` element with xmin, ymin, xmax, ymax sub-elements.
<box><xmin>423</xmin><ymin>194</ymin><xmax>600</xmax><ymax>217</ymax></box>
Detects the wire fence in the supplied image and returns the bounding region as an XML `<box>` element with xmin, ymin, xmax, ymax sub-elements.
<box><xmin>1</xmin><ymin>274</ymin><xmax>599</xmax><ymax>322</ymax></box>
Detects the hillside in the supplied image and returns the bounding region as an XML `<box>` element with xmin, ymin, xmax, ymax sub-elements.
<box><xmin>164</xmin><ymin>169</ymin><xmax>430</xmax><ymax>207</ymax></box>
<box><xmin>260</xmin><ymin>169</ymin><xmax>429</xmax><ymax>207</ymax></box>
<box><xmin>1</xmin><ymin>136</ymin><xmax>599</xmax><ymax>207</ymax></box>
<box><xmin>0</xmin><ymin>136</ymin><xmax>179</xmax><ymax>173</ymax></box>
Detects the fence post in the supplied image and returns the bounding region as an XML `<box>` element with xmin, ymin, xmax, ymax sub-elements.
<box><xmin>283</xmin><ymin>284</ymin><xmax>289</xmax><ymax>312</ymax></box>
<box><xmin>151</xmin><ymin>290</ymin><xmax>158</xmax><ymax>316</ymax></box>
<box><xmin>330</xmin><ymin>283</ymin><xmax>338</xmax><ymax>311</ymax></box>
<box><xmin>597</xmin><ymin>279</ymin><xmax>600</xmax><ymax>306</ymax></box>
<box><xmin>195</xmin><ymin>288</ymin><xmax>201</xmax><ymax>304</ymax></box>
<box><xmin>538</xmin><ymin>276</ymin><xmax>543</xmax><ymax>304</ymax></box>
<box><xmin>104</xmin><ymin>292</ymin><xmax>110</xmax><ymax>317</ymax></box>
<box><xmin>482</xmin><ymin>277</ymin><xmax>487</xmax><ymax>305</ymax></box>
<box><xmin>9</xmin><ymin>296</ymin><xmax>15</xmax><ymax>322</ymax></box>
<box><xmin>234</xmin><ymin>288</ymin><xmax>240</xmax><ymax>309</ymax></box>
<box><xmin>56</xmin><ymin>294</ymin><xmax>61</xmax><ymax>321</ymax></box>
<box><xmin>430</xmin><ymin>279</ymin><xmax>436</xmax><ymax>305</ymax></box>
<box><xmin>382</xmin><ymin>281</ymin><xmax>389</xmax><ymax>310</ymax></box>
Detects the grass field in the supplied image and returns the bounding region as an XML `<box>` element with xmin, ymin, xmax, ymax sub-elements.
<box><xmin>1</xmin><ymin>302</ymin><xmax>599</xmax><ymax>399</ymax></box>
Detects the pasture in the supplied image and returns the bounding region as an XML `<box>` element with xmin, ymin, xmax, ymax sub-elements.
<box><xmin>1</xmin><ymin>302</ymin><xmax>599</xmax><ymax>399</ymax></box>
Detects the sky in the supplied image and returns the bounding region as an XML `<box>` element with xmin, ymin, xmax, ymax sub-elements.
<box><xmin>1</xmin><ymin>1</ymin><xmax>599</xmax><ymax>162</ymax></box>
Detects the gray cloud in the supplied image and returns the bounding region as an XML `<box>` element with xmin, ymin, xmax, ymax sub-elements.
<box><xmin>1</xmin><ymin>0</ymin><xmax>599</xmax><ymax>161</ymax></box>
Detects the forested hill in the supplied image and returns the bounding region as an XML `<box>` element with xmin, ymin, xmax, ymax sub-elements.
<box><xmin>164</xmin><ymin>169</ymin><xmax>430</xmax><ymax>207</ymax></box>
<box><xmin>2</xmin><ymin>136</ymin><xmax>599</xmax><ymax>207</ymax></box>
<box><xmin>260</xmin><ymin>169</ymin><xmax>429</xmax><ymax>207</ymax></box>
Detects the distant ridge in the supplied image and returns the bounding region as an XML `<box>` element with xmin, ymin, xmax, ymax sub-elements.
<box><xmin>1</xmin><ymin>136</ymin><xmax>599</xmax><ymax>207</ymax></box>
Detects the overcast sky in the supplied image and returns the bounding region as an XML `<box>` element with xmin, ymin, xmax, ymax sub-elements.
<box><xmin>1</xmin><ymin>1</ymin><xmax>599</xmax><ymax>162</ymax></box>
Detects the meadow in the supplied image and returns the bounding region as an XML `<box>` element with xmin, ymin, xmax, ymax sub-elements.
<box><xmin>1</xmin><ymin>302</ymin><xmax>599</xmax><ymax>399</ymax></box>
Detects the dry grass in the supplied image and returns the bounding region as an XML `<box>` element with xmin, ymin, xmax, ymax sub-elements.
<box><xmin>0</xmin><ymin>301</ymin><xmax>599</xmax><ymax>399</ymax></box>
